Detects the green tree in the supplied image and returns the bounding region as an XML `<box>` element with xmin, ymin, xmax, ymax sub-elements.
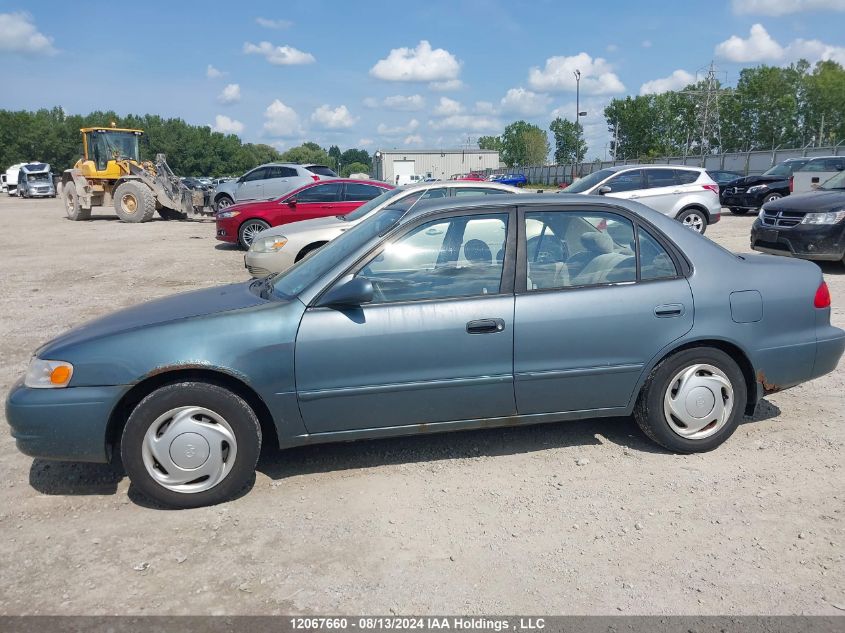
<box><xmin>279</xmin><ymin>142</ymin><xmax>331</xmax><ymax>166</ymax></box>
<box><xmin>340</xmin><ymin>148</ymin><xmax>372</xmax><ymax>169</ymax></box>
<box><xmin>340</xmin><ymin>161</ymin><xmax>370</xmax><ymax>177</ymax></box>
<box><xmin>478</xmin><ymin>135</ymin><xmax>503</xmax><ymax>152</ymax></box>
<box><xmin>549</xmin><ymin>117</ymin><xmax>587</xmax><ymax>164</ymax></box>
<box><xmin>804</xmin><ymin>60</ymin><xmax>845</xmax><ymax>145</ymax></box>
<box><xmin>500</xmin><ymin>121</ymin><xmax>550</xmax><ymax>166</ymax></box>
<box><xmin>328</xmin><ymin>145</ymin><xmax>341</xmax><ymax>171</ymax></box>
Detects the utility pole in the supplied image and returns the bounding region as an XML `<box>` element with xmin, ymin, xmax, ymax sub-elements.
<box><xmin>681</xmin><ymin>61</ymin><xmax>728</xmax><ymax>164</ymax></box>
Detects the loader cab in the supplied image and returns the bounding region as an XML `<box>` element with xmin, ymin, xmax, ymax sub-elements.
<box><xmin>81</xmin><ymin>128</ymin><xmax>142</xmax><ymax>177</ymax></box>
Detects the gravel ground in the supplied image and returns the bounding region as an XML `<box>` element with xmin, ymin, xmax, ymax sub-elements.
<box><xmin>0</xmin><ymin>196</ymin><xmax>842</xmax><ymax>616</ymax></box>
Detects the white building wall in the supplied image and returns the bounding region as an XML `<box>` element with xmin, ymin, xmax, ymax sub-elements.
<box><xmin>375</xmin><ymin>150</ymin><xmax>500</xmax><ymax>183</ymax></box>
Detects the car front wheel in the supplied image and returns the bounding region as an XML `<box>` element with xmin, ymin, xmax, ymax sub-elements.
<box><xmin>634</xmin><ymin>347</ymin><xmax>746</xmax><ymax>453</ymax></box>
<box><xmin>121</xmin><ymin>382</ymin><xmax>262</xmax><ymax>508</ymax></box>
<box><xmin>677</xmin><ymin>208</ymin><xmax>707</xmax><ymax>234</ymax></box>
<box><xmin>238</xmin><ymin>219</ymin><xmax>271</xmax><ymax>250</ymax></box>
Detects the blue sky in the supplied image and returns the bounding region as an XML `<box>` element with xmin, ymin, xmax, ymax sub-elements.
<box><xmin>1</xmin><ymin>0</ymin><xmax>844</xmax><ymax>159</ymax></box>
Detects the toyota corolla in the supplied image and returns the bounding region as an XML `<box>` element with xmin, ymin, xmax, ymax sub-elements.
<box><xmin>7</xmin><ymin>195</ymin><xmax>844</xmax><ymax>508</ymax></box>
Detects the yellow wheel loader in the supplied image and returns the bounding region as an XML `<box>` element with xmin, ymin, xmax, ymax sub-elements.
<box><xmin>61</xmin><ymin>126</ymin><xmax>210</xmax><ymax>223</ymax></box>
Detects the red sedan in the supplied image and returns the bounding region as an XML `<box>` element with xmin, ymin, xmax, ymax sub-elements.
<box><xmin>216</xmin><ymin>179</ymin><xmax>394</xmax><ymax>249</ymax></box>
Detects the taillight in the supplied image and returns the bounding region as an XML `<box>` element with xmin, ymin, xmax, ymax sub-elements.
<box><xmin>789</xmin><ymin>175</ymin><xmax>794</xmax><ymax>193</ymax></box>
<box><xmin>702</xmin><ymin>183</ymin><xmax>719</xmax><ymax>195</ymax></box>
<box><xmin>814</xmin><ymin>281</ymin><xmax>831</xmax><ymax>309</ymax></box>
<box><xmin>311</xmin><ymin>175</ymin><xmax>320</xmax><ymax>181</ymax></box>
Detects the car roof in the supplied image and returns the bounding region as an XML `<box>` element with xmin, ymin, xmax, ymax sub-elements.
<box><xmin>397</xmin><ymin>180</ymin><xmax>523</xmax><ymax>193</ymax></box>
<box><xmin>803</xmin><ymin>155</ymin><xmax>842</xmax><ymax>161</ymax></box>
<box><xmin>284</xmin><ymin>178</ymin><xmax>392</xmax><ymax>195</ymax></box>
<box><xmin>603</xmin><ymin>164</ymin><xmax>704</xmax><ymax>173</ymax></box>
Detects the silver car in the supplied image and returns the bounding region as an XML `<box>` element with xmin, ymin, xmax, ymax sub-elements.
<box><xmin>245</xmin><ymin>181</ymin><xmax>524</xmax><ymax>277</ymax></box>
<box><xmin>213</xmin><ymin>163</ymin><xmax>338</xmax><ymax>210</ymax></box>
<box><xmin>563</xmin><ymin>165</ymin><xmax>721</xmax><ymax>234</ymax></box>
<box><xmin>17</xmin><ymin>163</ymin><xmax>56</xmax><ymax>198</ymax></box>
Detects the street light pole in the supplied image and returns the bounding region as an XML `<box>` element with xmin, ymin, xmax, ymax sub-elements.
<box><xmin>573</xmin><ymin>69</ymin><xmax>581</xmax><ymax>183</ymax></box>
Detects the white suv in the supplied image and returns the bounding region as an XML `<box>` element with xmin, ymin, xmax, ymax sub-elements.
<box><xmin>213</xmin><ymin>163</ymin><xmax>338</xmax><ymax>210</ymax></box>
<box><xmin>563</xmin><ymin>165</ymin><xmax>721</xmax><ymax>233</ymax></box>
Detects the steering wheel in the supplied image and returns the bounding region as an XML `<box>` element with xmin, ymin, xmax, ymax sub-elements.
<box><xmin>527</xmin><ymin>235</ymin><xmax>568</xmax><ymax>264</ymax></box>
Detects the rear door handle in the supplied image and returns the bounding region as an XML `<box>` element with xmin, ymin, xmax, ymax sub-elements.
<box><xmin>654</xmin><ymin>304</ymin><xmax>684</xmax><ymax>318</ymax></box>
<box><xmin>466</xmin><ymin>318</ymin><xmax>505</xmax><ymax>334</ymax></box>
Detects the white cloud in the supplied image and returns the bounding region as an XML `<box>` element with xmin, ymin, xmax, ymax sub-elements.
<box><xmin>499</xmin><ymin>87</ymin><xmax>551</xmax><ymax>116</ymax></box>
<box><xmin>263</xmin><ymin>99</ymin><xmax>303</xmax><ymax>137</ymax></box>
<box><xmin>528</xmin><ymin>52</ymin><xmax>625</xmax><ymax>94</ymax></box>
<box><xmin>0</xmin><ymin>12</ymin><xmax>56</xmax><ymax>55</ymax></box>
<box><xmin>641</xmin><ymin>40</ymin><xmax>653</xmax><ymax>48</ymax></box>
<box><xmin>206</xmin><ymin>64</ymin><xmax>225</xmax><ymax>78</ymax></box>
<box><xmin>404</xmin><ymin>134</ymin><xmax>424</xmax><ymax>145</ymax></box>
<box><xmin>256</xmin><ymin>17</ymin><xmax>293</xmax><ymax>28</ymax></box>
<box><xmin>429</xmin><ymin>79</ymin><xmax>464</xmax><ymax>91</ymax></box>
<box><xmin>364</xmin><ymin>94</ymin><xmax>426</xmax><ymax>111</ymax></box>
<box><xmin>212</xmin><ymin>115</ymin><xmax>244</xmax><ymax>135</ymax></box>
<box><xmin>606</xmin><ymin>44</ymin><xmax>619</xmax><ymax>53</ymax></box>
<box><xmin>310</xmin><ymin>104</ymin><xmax>357</xmax><ymax>129</ymax></box>
<box><xmin>376</xmin><ymin>119</ymin><xmax>419</xmax><ymax>136</ymax></box>
<box><xmin>244</xmin><ymin>41</ymin><xmax>315</xmax><ymax>65</ymax></box>
<box><xmin>358</xmin><ymin>138</ymin><xmax>374</xmax><ymax>147</ymax></box>
<box><xmin>715</xmin><ymin>23</ymin><xmax>784</xmax><ymax>62</ymax></box>
<box><xmin>370</xmin><ymin>40</ymin><xmax>461</xmax><ymax>82</ymax></box>
<box><xmin>715</xmin><ymin>23</ymin><xmax>845</xmax><ymax>64</ymax></box>
<box><xmin>475</xmin><ymin>101</ymin><xmax>496</xmax><ymax>115</ymax></box>
<box><xmin>639</xmin><ymin>69</ymin><xmax>695</xmax><ymax>95</ymax></box>
<box><xmin>732</xmin><ymin>0</ymin><xmax>845</xmax><ymax>15</ymax></box>
<box><xmin>428</xmin><ymin>115</ymin><xmax>502</xmax><ymax>132</ymax></box>
<box><xmin>217</xmin><ymin>83</ymin><xmax>241</xmax><ymax>105</ymax></box>
<box><xmin>433</xmin><ymin>97</ymin><xmax>464</xmax><ymax>116</ymax></box>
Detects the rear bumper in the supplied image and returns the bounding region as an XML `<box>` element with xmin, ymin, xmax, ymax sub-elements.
<box><xmin>813</xmin><ymin>326</ymin><xmax>845</xmax><ymax>379</ymax></box>
<box><xmin>721</xmin><ymin>192</ymin><xmax>765</xmax><ymax>209</ymax></box>
<box><xmin>5</xmin><ymin>380</ymin><xmax>125</xmax><ymax>463</ymax></box>
<box><xmin>750</xmin><ymin>221</ymin><xmax>845</xmax><ymax>261</ymax></box>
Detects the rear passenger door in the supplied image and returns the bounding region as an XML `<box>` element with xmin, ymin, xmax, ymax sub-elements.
<box><xmin>638</xmin><ymin>168</ymin><xmax>681</xmax><ymax>215</ymax></box>
<box><xmin>263</xmin><ymin>166</ymin><xmax>298</xmax><ymax>199</ymax></box>
<box><xmin>339</xmin><ymin>183</ymin><xmax>386</xmax><ymax>215</ymax></box>
<box><xmin>514</xmin><ymin>206</ymin><xmax>694</xmax><ymax>415</ymax></box>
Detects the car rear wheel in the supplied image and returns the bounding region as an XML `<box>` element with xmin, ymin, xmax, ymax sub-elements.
<box><xmin>215</xmin><ymin>195</ymin><xmax>234</xmax><ymax>211</ymax></box>
<box><xmin>238</xmin><ymin>219</ymin><xmax>270</xmax><ymax>250</ymax></box>
<box><xmin>634</xmin><ymin>348</ymin><xmax>746</xmax><ymax>453</ymax></box>
<box><xmin>729</xmin><ymin>207</ymin><xmax>749</xmax><ymax>215</ymax></box>
<box><xmin>121</xmin><ymin>382</ymin><xmax>262</xmax><ymax>508</ymax></box>
<box><xmin>677</xmin><ymin>208</ymin><xmax>707</xmax><ymax>234</ymax></box>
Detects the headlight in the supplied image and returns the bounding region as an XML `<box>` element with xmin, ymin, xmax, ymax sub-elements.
<box><xmin>217</xmin><ymin>210</ymin><xmax>240</xmax><ymax>219</ymax></box>
<box><xmin>758</xmin><ymin>208</ymin><xmax>766</xmax><ymax>220</ymax></box>
<box><xmin>802</xmin><ymin>210</ymin><xmax>845</xmax><ymax>225</ymax></box>
<box><xmin>251</xmin><ymin>236</ymin><xmax>288</xmax><ymax>253</ymax></box>
<box><xmin>25</xmin><ymin>358</ymin><xmax>74</xmax><ymax>389</ymax></box>
<box><xmin>747</xmin><ymin>184</ymin><xmax>769</xmax><ymax>193</ymax></box>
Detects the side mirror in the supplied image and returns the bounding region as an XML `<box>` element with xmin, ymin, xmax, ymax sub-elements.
<box><xmin>286</xmin><ymin>197</ymin><xmax>297</xmax><ymax>207</ymax></box>
<box><xmin>316</xmin><ymin>277</ymin><xmax>373</xmax><ymax>308</ymax></box>
<box><xmin>237</xmin><ymin>177</ymin><xmax>245</xmax><ymax>183</ymax></box>
<box><xmin>597</xmin><ymin>185</ymin><xmax>612</xmax><ymax>195</ymax></box>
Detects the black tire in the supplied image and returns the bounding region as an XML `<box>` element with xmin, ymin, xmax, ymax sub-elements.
<box><xmin>215</xmin><ymin>194</ymin><xmax>234</xmax><ymax>212</ymax></box>
<box><xmin>157</xmin><ymin>207</ymin><xmax>187</xmax><ymax>221</ymax></box>
<box><xmin>295</xmin><ymin>242</ymin><xmax>327</xmax><ymax>262</ymax></box>
<box><xmin>763</xmin><ymin>192</ymin><xmax>783</xmax><ymax>205</ymax></box>
<box><xmin>676</xmin><ymin>208</ymin><xmax>708</xmax><ymax>234</ymax></box>
<box><xmin>120</xmin><ymin>382</ymin><xmax>262</xmax><ymax>509</ymax></box>
<box><xmin>237</xmin><ymin>219</ymin><xmax>270</xmax><ymax>250</ymax></box>
<box><xmin>729</xmin><ymin>207</ymin><xmax>749</xmax><ymax>215</ymax></box>
<box><xmin>113</xmin><ymin>181</ymin><xmax>156</xmax><ymax>223</ymax></box>
<box><xmin>634</xmin><ymin>347</ymin><xmax>747</xmax><ymax>454</ymax></box>
<box><xmin>63</xmin><ymin>182</ymin><xmax>91</xmax><ymax>221</ymax></box>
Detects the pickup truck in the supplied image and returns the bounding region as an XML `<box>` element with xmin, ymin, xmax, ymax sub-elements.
<box><xmin>791</xmin><ymin>156</ymin><xmax>845</xmax><ymax>194</ymax></box>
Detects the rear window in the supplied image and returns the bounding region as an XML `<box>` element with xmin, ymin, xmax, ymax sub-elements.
<box><xmin>306</xmin><ymin>165</ymin><xmax>338</xmax><ymax>177</ymax></box>
<box><xmin>674</xmin><ymin>170</ymin><xmax>699</xmax><ymax>184</ymax></box>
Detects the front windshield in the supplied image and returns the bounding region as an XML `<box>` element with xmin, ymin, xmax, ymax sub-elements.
<box><xmin>763</xmin><ymin>161</ymin><xmax>804</xmax><ymax>178</ymax></box>
<box><xmin>272</xmin><ymin>206</ymin><xmax>406</xmax><ymax>298</ymax></box>
<box><xmin>563</xmin><ymin>169</ymin><xmax>614</xmax><ymax>193</ymax></box>
<box><xmin>89</xmin><ymin>131</ymin><xmax>140</xmax><ymax>169</ymax></box>
<box><xmin>342</xmin><ymin>187</ymin><xmax>404</xmax><ymax>221</ymax></box>
<box><xmin>821</xmin><ymin>171</ymin><xmax>845</xmax><ymax>190</ymax></box>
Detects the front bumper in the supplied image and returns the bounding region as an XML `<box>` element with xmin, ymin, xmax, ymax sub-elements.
<box><xmin>721</xmin><ymin>191</ymin><xmax>766</xmax><ymax>209</ymax></box>
<box><xmin>215</xmin><ymin>218</ymin><xmax>238</xmax><ymax>243</ymax></box>
<box><xmin>750</xmin><ymin>221</ymin><xmax>845</xmax><ymax>261</ymax></box>
<box><xmin>244</xmin><ymin>248</ymin><xmax>296</xmax><ymax>277</ymax></box>
<box><xmin>5</xmin><ymin>380</ymin><xmax>125</xmax><ymax>463</ymax></box>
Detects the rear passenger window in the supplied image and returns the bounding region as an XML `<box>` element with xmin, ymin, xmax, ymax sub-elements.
<box><xmin>644</xmin><ymin>169</ymin><xmax>677</xmax><ymax>188</ymax></box>
<box><xmin>344</xmin><ymin>183</ymin><xmax>383</xmax><ymax>201</ymax></box>
<box><xmin>638</xmin><ymin>228</ymin><xmax>678</xmax><ymax>280</ymax></box>
<box><xmin>674</xmin><ymin>170</ymin><xmax>699</xmax><ymax>184</ymax></box>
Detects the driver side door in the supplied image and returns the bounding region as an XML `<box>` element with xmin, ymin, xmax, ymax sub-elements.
<box><xmin>294</xmin><ymin>208</ymin><xmax>517</xmax><ymax>434</ymax></box>
<box><xmin>236</xmin><ymin>167</ymin><xmax>268</xmax><ymax>202</ymax></box>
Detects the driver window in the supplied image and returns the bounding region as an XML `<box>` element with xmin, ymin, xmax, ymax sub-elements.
<box><xmin>606</xmin><ymin>170</ymin><xmax>644</xmax><ymax>193</ymax></box>
<box><xmin>358</xmin><ymin>214</ymin><xmax>509</xmax><ymax>303</ymax></box>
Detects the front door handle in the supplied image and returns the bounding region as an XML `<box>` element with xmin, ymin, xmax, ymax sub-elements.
<box><xmin>654</xmin><ymin>304</ymin><xmax>684</xmax><ymax>318</ymax></box>
<box><xmin>466</xmin><ymin>318</ymin><xmax>505</xmax><ymax>334</ymax></box>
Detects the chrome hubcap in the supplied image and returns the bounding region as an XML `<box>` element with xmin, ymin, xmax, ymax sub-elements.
<box><xmin>663</xmin><ymin>363</ymin><xmax>734</xmax><ymax>440</ymax></box>
<box><xmin>217</xmin><ymin>198</ymin><xmax>232</xmax><ymax>209</ymax></box>
<box><xmin>141</xmin><ymin>406</ymin><xmax>237</xmax><ymax>494</ymax></box>
<box><xmin>682</xmin><ymin>214</ymin><xmax>704</xmax><ymax>232</ymax></box>
<box><xmin>241</xmin><ymin>222</ymin><xmax>266</xmax><ymax>246</ymax></box>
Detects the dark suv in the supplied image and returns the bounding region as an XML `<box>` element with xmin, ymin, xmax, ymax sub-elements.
<box><xmin>721</xmin><ymin>158</ymin><xmax>809</xmax><ymax>215</ymax></box>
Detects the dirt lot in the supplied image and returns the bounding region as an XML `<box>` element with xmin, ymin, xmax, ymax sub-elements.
<box><xmin>0</xmin><ymin>195</ymin><xmax>842</xmax><ymax>616</ymax></box>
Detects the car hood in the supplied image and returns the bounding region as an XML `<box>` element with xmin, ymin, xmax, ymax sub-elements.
<box><xmin>258</xmin><ymin>214</ymin><xmax>351</xmax><ymax>238</ymax></box>
<box><xmin>725</xmin><ymin>175</ymin><xmax>785</xmax><ymax>188</ymax></box>
<box><xmin>764</xmin><ymin>189</ymin><xmax>845</xmax><ymax>212</ymax></box>
<box><xmin>37</xmin><ymin>282</ymin><xmax>267</xmax><ymax>357</ymax></box>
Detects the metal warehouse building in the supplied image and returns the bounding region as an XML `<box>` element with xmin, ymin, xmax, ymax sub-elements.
<box><xmin>373</xmin><ymin>149</ymin><xmax>501</xmax><ymax>184</ymax></box>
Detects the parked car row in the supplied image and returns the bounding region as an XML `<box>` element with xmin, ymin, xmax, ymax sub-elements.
<box><xmin>3</xmin><ymin>162</ymin><xmax>55</xmax><ymax>198</ymax></box>
<box><xmin>212</xmin><ymin>163</ymin><xmax>338</xmax><ymax>210</ymax></box>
